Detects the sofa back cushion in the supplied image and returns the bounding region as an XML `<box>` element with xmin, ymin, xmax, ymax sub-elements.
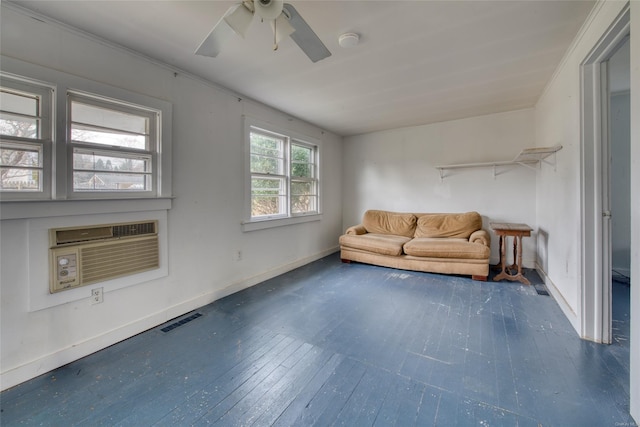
<box><xmin>362</xmin><ymin>210</ymin><xmax>417</xmax><ymax>238</ymax></box>
<box><xmin>414</xmin><ymin>211</ymin><xmax>482</xmax><ymax>238</ymax></box>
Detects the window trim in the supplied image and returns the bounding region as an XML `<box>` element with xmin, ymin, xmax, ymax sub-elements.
<box><xmin>0</xmin><ymin>72</ymin><xmax>54</xmax><ymax>200</ymax></box>
<box><xmin>243</xmin><ymin>116</ymin><xmax>322</xmax><ymax>231</ymax></box>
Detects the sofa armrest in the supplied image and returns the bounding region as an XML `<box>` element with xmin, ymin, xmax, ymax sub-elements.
<box><xmin>469</xmin><ymin>229</ymin><xmax>491</xmax><ymax>247</ymax></box>
<box><xmin>345</xmin><ymin>224</ymin><xmax>368</xmax><ymax>235</ymax></box>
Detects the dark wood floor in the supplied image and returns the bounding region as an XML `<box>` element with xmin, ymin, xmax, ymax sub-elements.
<box><xmin>1</xmin><ymin>254</ymin><xmax>634</xmax><ymax>426</ymax></box>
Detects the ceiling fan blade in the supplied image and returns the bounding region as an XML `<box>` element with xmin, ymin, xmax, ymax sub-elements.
<box><xmin>271</xmin><ymin>13</ymin><xmax>295</xmax><ymax>47</ymax></box>
<box><xmin>195</xmin><ymin>3</ymin><xmax>253</xmax><ymax>58</ymax></box>
<box><xmin>282</xmin><ymin>3</ymin><xmax>331</xmax><ymax>63</ymax></box>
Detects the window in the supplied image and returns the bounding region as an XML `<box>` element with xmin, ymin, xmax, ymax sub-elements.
<box><xmin>0</xmin><ymin>74</ymin><xmax>53</xmax><ymax>196</ymax></box>
<box><xmin>0</xmin><ymin>61</ymin><xmax>172</xmax><ymax>205</ymax></box>
<box><xmin>68</xmin><ymin>92</ymin><xmax>158</xmax><ymax>196</ymax></box>
<box><xmin>248</xmin><ymin>123</ymin><xmax>319</xmax><ymax>223</ymax></box>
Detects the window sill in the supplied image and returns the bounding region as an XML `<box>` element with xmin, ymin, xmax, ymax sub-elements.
<box><xmin>242</xmin><ymin>213</ymin><xmax>322</xmax><ymax>232</ymax></box>
<box><xmin>0</xmin><ymin>197</ymin><xmax>173</xmax><ymax>220</ymax></box>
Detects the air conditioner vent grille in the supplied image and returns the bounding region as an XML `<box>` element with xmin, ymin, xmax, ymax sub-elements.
<box><xmin>112</xmin><ymin>222</ymin><xmax>156</xmax><ymax>238</ymax></box>
<box><xmin>80</xmin><ymin>237</ymin><xmax>159</xmax><ymax>285</ymax></box>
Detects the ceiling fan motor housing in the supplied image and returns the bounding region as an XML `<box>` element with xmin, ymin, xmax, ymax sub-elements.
<box><xmin>254</xmin><ymin>0</ymin><xmax>283</xmax><ymax>20</ymax></box>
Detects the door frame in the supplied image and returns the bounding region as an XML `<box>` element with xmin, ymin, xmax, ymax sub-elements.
<box><xmin>580</xmin><ymin>5</ymin><xmax>629</xmax><ymax>344</ymax></box>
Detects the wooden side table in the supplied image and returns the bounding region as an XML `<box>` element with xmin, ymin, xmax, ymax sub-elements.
<box><xmin>490</xmin><ymin>222</ymin><xmax>533</xmax><ymax>285</ymax></box>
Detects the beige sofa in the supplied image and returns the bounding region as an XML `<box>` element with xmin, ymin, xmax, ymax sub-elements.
<box><xmin>339</xmin><ymin>210</ymin><xmax>491</xmax><ymax>281</ymax></box>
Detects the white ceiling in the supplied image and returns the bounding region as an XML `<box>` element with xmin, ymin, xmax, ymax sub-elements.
<box><xmin>10</xmin><ymin>0</ymin><xmax>596</xmax><ymax>136</ymax></box>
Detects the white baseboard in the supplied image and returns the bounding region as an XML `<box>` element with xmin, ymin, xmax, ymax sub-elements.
<box><xmin>534</xmin><ymin>262</ymin><xmax>580</xmax><ymax>335</ymax></box>
<box><xmin>0</xmin><ymin>247</ymin><xmax>339</xmax><ymax>391</ymax></box>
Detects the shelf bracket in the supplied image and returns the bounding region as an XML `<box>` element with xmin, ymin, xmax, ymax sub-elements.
<box><xmin>541</xmin><ymin>151</ymin><xmax>558</xmax><ymax>171</ymax></box>
<box><xmin>516</xmin><ymin>161</ymin><xmax>539</xmax><ymax>171</ymax></box>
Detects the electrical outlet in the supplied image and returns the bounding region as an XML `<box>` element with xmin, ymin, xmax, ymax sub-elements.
<box><xmin>91</xmin><ymin>287</ymin><xmax>103</xmax><ymax>305</ymax></box>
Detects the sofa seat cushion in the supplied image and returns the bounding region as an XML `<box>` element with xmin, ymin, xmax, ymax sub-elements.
<box><xmin>403</xmin><ymin>237</ymin><xmax>490</xmax><ymax>259</ymax></box>
<box><xmin>362</xmin><ymin>210</ymin><xmax>417</xmax><ymax>238</ymax></box>
<box><xmin>414</xmin><ymin>211</ymin><xmax>482</xmax><ymax>238</ymax></box>
<box><xmin>339</xmin><ymin>233</ymin><xmax>412</xmax><ymax>256</ymax></box>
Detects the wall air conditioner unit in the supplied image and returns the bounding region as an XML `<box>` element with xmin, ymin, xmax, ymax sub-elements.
<box><xmin>49</xmin><ymin>220</ymin><xmax>159</xmax><ymax>293</ymax></box>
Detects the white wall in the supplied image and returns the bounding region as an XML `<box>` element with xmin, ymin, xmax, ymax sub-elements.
<box><xmin>534</xmin><ymin>1</ymin><xmax>630</xmax><ymax>332</ymax></box>
<box><xmin>342</xmin><ymin>108</ymin><xmax>538</xmax><ymax>267</ymax></box>
<box><xmin>629</xmin><ymin>2</ymin><xmax>639</xmax><ymax>422</ymax></box>
<box><xmin>0</xmin><ymin>5</ymin><xmax>343</xmax><ymax>390</ymax></box>
<box><xmin>535</xmin><ymin>0</ymin><xmax>638</xmax><ymax>420</ymax></box>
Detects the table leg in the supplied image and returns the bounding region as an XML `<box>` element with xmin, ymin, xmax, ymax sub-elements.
<box><xmin>516</xmin><ymin>235</ymin><xmax>530</xmax><ymax>284</ymax></box>
<box><xmin>493</xmin><ymin>233</ymin><xmax>530</xmax><ymax>285</ymax></box>
<box><xmin>493</xmin><ymin>235</ymin><xmax>508</xmax><ymax>281</ymax></box>
<box><xmin>492</xmin><ymin>236</ymin><xmax>504</xmax><ymax>270</ymax></box>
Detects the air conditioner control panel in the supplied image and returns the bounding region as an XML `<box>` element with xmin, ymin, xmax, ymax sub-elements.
<box><xmin>50</xmin><ymin>247</ymin><xmax>80</xmax><ymax>293</ymax></box>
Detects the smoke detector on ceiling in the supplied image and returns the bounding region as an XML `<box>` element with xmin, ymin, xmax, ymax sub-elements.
<box><xmin>338</xmin><ymin>33</ymin><xmax>359</xmax><ymax>48</ymax></box>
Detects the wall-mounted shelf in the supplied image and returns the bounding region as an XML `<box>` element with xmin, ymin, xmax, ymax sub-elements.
<box><xmin>435</xmin><ymin>145</ymin><xmax>562</xmax><ymax>180</ymax></box>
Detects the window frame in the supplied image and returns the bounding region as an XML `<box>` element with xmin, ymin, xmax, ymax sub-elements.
<box><xmin>244</xmin><ymin>117</ymin><xmax>321</xmax><ymax>231</ymax></box>
<box><xmin>0</xmin><ymin>72</ymin><xmax>54</xmax><ymax>200</ymax></box>
<box><xmin>66</xmin><ymin>90</ymin><xmax>160</xmax><ymax>198</ymax></box>
<box><xmin>289</xmin><ymin>139</ymin><xmax>319</xmax><ymax>215</ymax></box>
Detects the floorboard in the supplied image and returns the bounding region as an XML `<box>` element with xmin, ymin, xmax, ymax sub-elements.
<box><xmin>0</xmin><ymin>253</ymin><xmax>634</xmax><ymax>426</ymax></box>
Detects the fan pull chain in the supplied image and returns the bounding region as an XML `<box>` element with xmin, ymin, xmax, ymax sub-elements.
<box><xmin>273</xmin><ymin>18</ymin><xmax>278</xmax><ymax>51</ymax></box>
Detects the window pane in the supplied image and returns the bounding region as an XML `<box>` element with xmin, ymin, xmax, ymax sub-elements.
<box><xmin>0</xmin><ymin>90</ymin><xmax>40</xmax><ymax>139</ymax></box>
<box><xmin>291</xmin><ymin>195</ymin><xmax>316</xmax><ymax>214</ymax></box>
<box><xmin>73</xmin><ymin>151</ymin><xmax>150</xmax><ymax>173</ymax></box>
<box><xmin>291</xmin><ymin>181</ymin><xmax>316</xmax><ymax>214</ymax></box>
<box><xmin>70</xmin><ymin>100</ymin><xmax>149</xmax><ymax>150</ymax></box>
<box><xmin>0</xmin><ymin>90</ymin><xmax>38</xmax><ymax>116</ymax></box>
<box><xmin>251</xmin><ymin>177</ymin><xmax>285</xmax><ymax>217</ymax></box>
<box><xmin>291</xmin><ymin>162</ymin><xmax>313</xmax><ymax>178</ymax></box>
<box><xmin>251</xmin><ymin>177</ymin><xmax>283</xmax><ymax>194</ymax></box>
<box><xmin>1</xmin><ymin>144</ymin><xmax>42</xmax><ymax>167</ymax></box>
<box><xmin>71</xmin><ymin>123</ymin><xmax>147</xmax><ymax>150</ymax></box>
<box><xmin>250</xmin><ymin>132</ymin><xmax>283</xmax><ymax>157</ymax></box>
<box><xmin>0</xmin><ymin>168</ymin><xmax>41</xmax><ymax>191</ymax></box>
<box><xmin>0</xmin><ymin>114</ymin><xmax>39</xmax><ymax>139</ymax></box>
<box><xmin>72</xmin><ymin>102</ymin><xmax>147</xmax><ymax>135</ymax></box>
<box><xmin>291</xmin><ymin>144</ymin><xmax>313</xmax><ymax>178</ymax></box>
<box><xmin>291</xmin><ymin>181</ymin><xmax>314</xmax><ymax>195</ymax></box>
<box><xmin>252</xmin><ymin>195</ymin><xmax>286</xmax><ymax>217</ymax></box>
<box><xmin>291</xmin><ymin>144</ymin><xmax>311</xmax><ymax>162</ymax></box>
<box><xmin>73</xmin><ymin>171</ymin><xmax>149</xmax><ymax>191</ymax></box>
<box><xmin>250</xmin><ymin>154</ymin><xmax>283</xmax><ymax>174</ymax></box>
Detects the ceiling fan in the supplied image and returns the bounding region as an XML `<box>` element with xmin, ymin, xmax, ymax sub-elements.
<box><xmin>195</xmin><ymin>0</ymin><xmax>331</xmax><ymax>63</ymax></box>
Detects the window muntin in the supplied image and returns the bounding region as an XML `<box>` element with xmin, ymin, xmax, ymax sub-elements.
<box><xmin>0</xmin><ymin>76</ymin><xmax>52</xmax><ymax>195</ymax></box>
<box><xmin>68</xmin><ymin>93</ymin><xmax>157</xmax><ymax>195</ymax></box>
<box><xmin>249</xmin><ymin>125</ymin><xmax>319</xmax><ymax>221</ymax></box>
